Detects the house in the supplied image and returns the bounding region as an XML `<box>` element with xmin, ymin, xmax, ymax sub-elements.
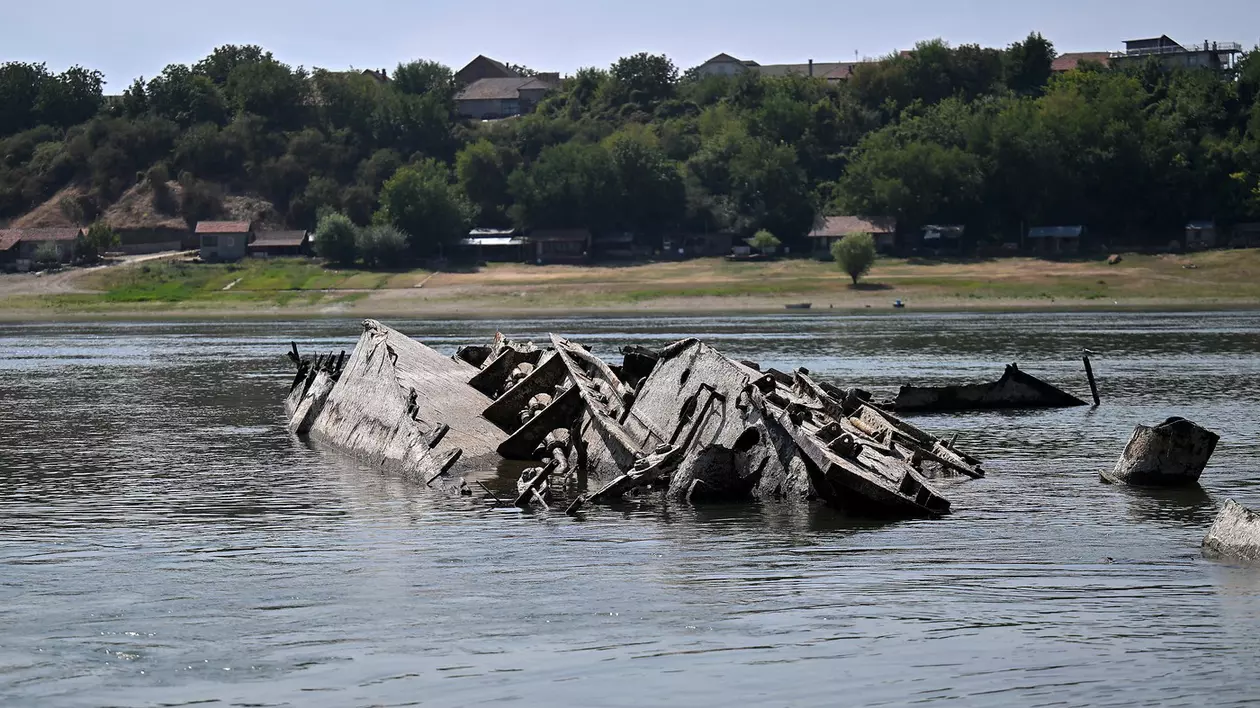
<box><xmin>1051</xmin><ymin>52</ymin><xmax>1112</xmax><ymax>73</ymax></box>
<box><xmin>808</xmin><ymin>216</ymin><xmax>896</xmax><ymax>258</ymax></box>
<box><xmin>592</xmin><ymin>232</ymin><xmax>637</xmax><ymax>260</ymax></box>
<box><xmin>455</xmin><ymin>55</ymin><xmax>519</xmax><ymax>85</ymax></box>
<box><xmin>1185</xmin><ymin>221</ymin><xmax>1217</xmax><ymax>251</ymax></box>
<box><xmin>196</xmin><ymin>221</ymin><xmax>253</xmax><ymax>262</ymax></box>
<box><xmin>527</xmin><ymin>228</ymin><xmax>590</xmax><ymax>264</ymax></box>
<box><xmin>1027</xmin><ymin>225</ymin><xmax>1084</xmax><ymax>256</ymax></box>
<box><xmin>455</xmin><ymin>76</ymin><xmax>558</xmax><ymax>119</ymax></box>
<box><xmin>921</xmin><ymin>225</ymin><xmax>965</xmax><ymax>254</ymax></box>
<box><xmin>2</xmin><ymin>228</ymin><xmax>82</xmax><ymax>268</ymax></box>
<box><xmin>249</xmin><ymin>230</ymin><xmax>310</xmax><ymax>257</ymax></box>
<box><xmin>693</xmin><ymin>53</ymin><xmax>865</xmax><ymax>82</ymax></box>
<box><xmin>459</xmin><ymin>228</ymin><xmax>527</xmax><ymax>262</ymax></box>
<box><xmin>666</xmin><ymin>232</ymin><xmax>734</xmax><ymax>258</ymax></box>
<box><xmin>1111</xmin><ymin>36</ymin><xmax>1241</xmax><ymax>71</ymax></box>
<box><xmin>361</xmin><ymin>69</ymin><xmax>390</xmax><ymax>83</ymax></box>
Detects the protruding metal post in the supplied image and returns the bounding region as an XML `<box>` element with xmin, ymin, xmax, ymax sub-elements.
<box><xmin>1083</xmin><ymin>350</ymin><xmax>1100</xmax><ymax>406</ymax></box>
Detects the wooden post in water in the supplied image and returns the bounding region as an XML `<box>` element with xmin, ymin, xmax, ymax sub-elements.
<box><xmin>1082</xmin><ymin>350</ymin><xmax>1100</xmax><ymax>407</ymax></box>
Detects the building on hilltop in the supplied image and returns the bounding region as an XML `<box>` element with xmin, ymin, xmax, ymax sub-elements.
<box><xmin>196</xmin><ymin>221</ymin><xmax>253</xmax><ymax>262</ymax></box>
<box><xmin>693</xmin><ymin>53</ymin><xmax>867</xmax><ymax>82</ymax></box>
<box><xmin>455</xmin><ymin>55</ymin><xmax>520</xmax><ymax>85</ymax></box>
<box><xmin>1110</xmin><ymin>35</ymin><xmax>1242</xmax><ymax>71</ymax></box>
<box><xmin>455</xmin><ymin>76</ymin><xmax>559</xmax><ymax>120</ymax></box>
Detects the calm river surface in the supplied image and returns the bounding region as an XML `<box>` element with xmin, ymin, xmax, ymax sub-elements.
<box><xmin>2</xmin><ymin>312</ymin><xmax>1260</xmax><ymax>707</ymax></box>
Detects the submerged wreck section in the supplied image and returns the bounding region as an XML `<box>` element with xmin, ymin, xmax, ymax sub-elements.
<box><xmin>881</xmin><ymin>363</ymin><xmax>1087</xmax><ymax>413</ymax></box>
<box><xmin>284</xmin><ymin>320</ymin><xmax>987</xmax><ymax>520</ymax></box>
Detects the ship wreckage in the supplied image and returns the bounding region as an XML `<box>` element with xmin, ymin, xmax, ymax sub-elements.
<box><xmin>284</xmin><ymin>320</ymin><xmax>988</xmax><ymax>519</ymax></box>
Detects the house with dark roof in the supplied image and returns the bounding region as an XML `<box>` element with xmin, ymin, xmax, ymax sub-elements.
<box><xmin>455</xmin><ymin>56</ymin><xmax>519</xmax><ymax>85</ymax></box>
<box><xmin>1111</xmin><ymin>36</ymin><xmax>1242</xmax><ymax>71</ymax></box>
<box><xmin>808</xmin><ymin>216</ymin><xmax>897</xmax><ymax>257</ymax></box>
<box><xmin>248</xmin><ymin>230</ymin><xmax>310</xmax><ymax>257</ymax></box>
<box><xmin>456</xmin><ymin>76</ymin><xmax>559</xmax><ymax>119</ymax></box>
<box><xmin>196</xmin><ymin>221</ymin><xmax>253</xmax><ymax>262</ymax></box>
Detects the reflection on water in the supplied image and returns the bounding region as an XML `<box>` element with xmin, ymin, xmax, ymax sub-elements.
<box><xmin>2</xmin><ymin>312</ymin><xmax>1260</xmax><ymax>707</ymax></box>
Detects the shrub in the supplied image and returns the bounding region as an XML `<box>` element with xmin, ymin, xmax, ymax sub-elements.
<box><xmin>356</xmin><ymin>224</ymin><xmax>409</xmax><ymax>268</ymax></box>
<box><xmin>75</xmin><ymin>221</ymin><xmax>120</xmax><ymax>264</ymax></box>
<box><xmin>33</xmin><ymin>241</ymin><xmax>62</xmax><ymax>270</ymax></box>
<box><xmin>313</xmin><ymin>212</ymin><xmax>359</xmax><ymax>265</ymax></box>
<box><xmin>748</xmin><ymin>229</ymin><xmax>781</xmax><ymax>251</ymax></box>
<box><xmin>831</xmin><ymin>232</ymin><xmax>877</xmax><ymax>285</ymax></box>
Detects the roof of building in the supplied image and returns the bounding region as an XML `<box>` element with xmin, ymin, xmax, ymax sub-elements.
<box><xmin>528</xmin><ymin>228</ymin><xmax>592</xmax><ymax>242</ymax></box>
<box><xmin>809</xmin><ymin>216</ymin><xmax>896</xmax><ymax>238</ymax></box>
<box><xmin>1052</xmin><ymin>52</ymin><xmax>1113</xmax><ymax>72</ymax></box>
<box><xmin>0</xmin><ymin>227</ymin><xmax>82</xmax><ymax>243</ymax></box>
<box><xmin>456</xmin><ymin>77</ymin><xmax>557</xmax><ymax>101</ymax></box>
<box><xmin>461</xmin><ymin>236</ymin><xmax>527</xmax><ymax>247</ymax></box>
<box><xmin>196</xmin><ymin>221</ymin><xmax>252</xmax><ymax>234</ymax></box>
<box><xmin>1028</xmin><ymin>226</ymin><xmax>1084</xmax><ymax>238</ymax></box>
<box><xmin>703</xmin><ymin>53</ymin><xmax>746</xmax><ymax>65</ymax></box>
<box><xmin>250</xmin><ymin>230</ymin><xmax>308</xmax><ymax>248</ymax></box>
<box><xmin>457</xmin><ymin>56</ymin><xmax>519</xmax><ymax>79</ymax></box>
<box><xmin>470</xmin><ymin>228</ymin><xmax>519</xmax><ymax>236</ymax></box>
<box><xmin>1186</xmin><ymin>220</ymin><xmax>1216</xmax><ymax>230</ymax></box>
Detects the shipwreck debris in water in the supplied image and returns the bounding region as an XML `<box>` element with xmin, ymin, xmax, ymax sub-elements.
<box><xmin>1102</xmin><ymin>417</ymin><xmax>1219</xmax><ymax>487</ymax></box>
<box><xmin>284</xmin><ymin>320</ymin><xmax>988</xmax><ymax>520</ymax></box>
<box><xmin>1203</xmin><ymin>500</ymin><xmax>1260</xmax><ymax>562</ymax></box>
<box><xmin>880</xmin><ymin>363</ymin><xmax>1087</xmax><ymax>413</ymax></box>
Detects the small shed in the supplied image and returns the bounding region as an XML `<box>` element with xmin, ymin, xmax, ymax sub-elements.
<box><xmin>921</xmin><ymin>225</ymin><xmax>965</xmax><ymax>254</ymax></box>
<box><xmin>1027</xmin><ymin>225</ymin><xmax>1084</xmax><ymax>255</ymax></box>
<box><xmin>249</xmin><ymin>230</ymin><xmax>310</xmax><ymax>257</ymax></box>
<box><xmin>527</xmin><ymin>229</ymin><xmax>590</xmax><ymax>264</ymax></box>
<box><xmin>459</xmin><ymin>229</ymin><xmax>527</xmax><ymax>262</ymax></box>
<box><xmin>197</xmin><ymin>221</ymin><xmax>253</xmax><ymax>262</ymax></box>
<box><xmin>1185</xmin><ymin>221</ymin><xmax>1216</xmax><ymax>251</ymax></box>
<box><xmin>592</xmin><ymin>232</ymin><xmax>637</xmax><ymax>260</ymax></box>
<box><xmin>809</xmin><ymin>216</ymin><xmax>896</xmax><ymax>258</ymax></box>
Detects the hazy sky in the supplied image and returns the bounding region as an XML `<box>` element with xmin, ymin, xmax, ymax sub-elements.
<box><xmin>7</xmin><ymin>0</ymin><xmax>1260</xmax><ymax>89</ymax></box>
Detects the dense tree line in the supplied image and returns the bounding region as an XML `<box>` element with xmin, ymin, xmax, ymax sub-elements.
<box><xmin>2</xmin><ymin>35</ymin><xmax>1259</xmax><ymax>263</ymax></box>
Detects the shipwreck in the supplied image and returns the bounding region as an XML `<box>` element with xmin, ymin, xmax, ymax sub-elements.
<box><xmin>284</xmin><ymin>320</ymin><xmax>985</xmax><ymax>519</ymax></box>
<box><xmin>879</xmin><ymin>363</ymin><xmax>1089</xmax><ymax>413</ymax></box>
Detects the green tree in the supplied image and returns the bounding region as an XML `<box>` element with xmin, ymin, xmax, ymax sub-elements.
<box><xmin>609</xmin><ymin>53</ymin><xmax>678</xmax><ymax>108</ymax></box>
<box><xmin>375</xmin><ymin>160</ymin><xmax>472</xmax><ymax>256</ymax></box>
<box><xmin>1005</xmin><ymin>32</ymin><xmax>1056</xmax><ymax>96</ymax></box>
<box><xmin>393</xmin><ymin>60</ymin><xmax>455</xmax><ymax>103</ymax></box>
<box><xmin>148</xmin><ymin>65</ymin><xmax>229</xmax><ymax>127</ymax></box>
<box><xmin>508</xmin><ymin>142</ymin><xmax>618</xmax><ymax>230</ymax></box>
<box><xmin>831</xmin><ymin>232</ymin><xmax>877</xmax><ymax>285</ymax></box>
<box><xmin>456</xmin><ymin>139</ymin><xmax>518</xmax><ymax>227</ymax></box>
<box><xmin>356</xmin><ymin>223</ymin><xmax>409</xmax><ymax>268</ymax></box>
<box><xmin>313</xmin><ymin>212</ymin><xmax>359</xmax><ymax>265</ymax></box>
<box><xmin>193</xmin><ymin>45</ymin><xmax>272</xmax><ymax>85</ymax></box>
<box><xmin>75</xmin><ymin>221</ymin><xmax>120</xmax><ymax>264</ymax></box>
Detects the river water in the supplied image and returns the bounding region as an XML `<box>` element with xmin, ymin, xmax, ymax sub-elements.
<box><xmin>2</xmin><ymin>312</ymin><xmax>1259</xmax><ymax>707</ymax></box>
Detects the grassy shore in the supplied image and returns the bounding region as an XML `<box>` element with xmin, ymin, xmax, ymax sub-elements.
<box><xmin>2</xmin><ymin>249</ymin><xmax>1258</xmax><ymax>320</ymax></box>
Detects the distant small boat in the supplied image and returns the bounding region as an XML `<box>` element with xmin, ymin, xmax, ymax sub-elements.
<box><xmin>893</xmin><ymin>300</ymin><xmax>905</xmax><ymax>309</ymax></box>
<box><xmin>785</xmin><ymin>303</ymin><xmax>812</xmax><ymax>310</ymax></box>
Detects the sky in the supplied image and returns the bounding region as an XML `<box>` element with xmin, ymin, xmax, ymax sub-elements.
<box><xmin>6</xmin><ymin>0</ymin><xmax>1260</xmax><ymax>89</ymax></box>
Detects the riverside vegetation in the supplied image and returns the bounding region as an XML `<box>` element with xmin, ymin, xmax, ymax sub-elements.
<box><xmin>3</xmin><ymin>34</ymin><xmax>1260</xmax><ymax>270</ymax></box>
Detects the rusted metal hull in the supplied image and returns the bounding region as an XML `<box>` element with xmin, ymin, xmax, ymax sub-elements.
<box><xmin>883</xmin><ymin>363</ymin><xmax>1086</xmax><ymax>413</ymax></box>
